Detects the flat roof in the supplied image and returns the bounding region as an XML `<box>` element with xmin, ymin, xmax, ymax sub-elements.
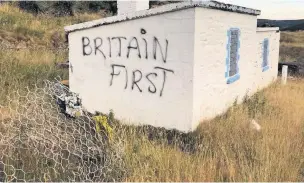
<box><xmin>65</xmin><ymin>0</ymin><xmax>261</xmax><ymax>34</ymax></box>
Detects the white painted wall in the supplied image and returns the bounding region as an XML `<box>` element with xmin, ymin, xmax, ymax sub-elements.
<box><xmin>192</xmin><ymin>8</ymin><xmax>280</xmax><ymax>129</ymax></box>
<box><xmin>68</xmin><ymin>8</ymin><xmax>196</xmax><ymax>132</ymax></box>
<box><xmin>68</xmin><ymin>6</ymin><xmax>280</xmax><ymax>132</ymax></box>
<box><xmin>256</xmin><ymin>28</ymin><xmax>280</xmax><ymax>89</ymax></box>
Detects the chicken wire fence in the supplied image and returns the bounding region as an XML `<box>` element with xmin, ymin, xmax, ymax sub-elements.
<box><xmin>0</xmin><ymin>80</ymin><xmax>126</xmax><ymax>182</ymax></box>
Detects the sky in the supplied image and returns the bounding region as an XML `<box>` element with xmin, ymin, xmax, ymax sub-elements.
<box><xmin>218</xmin><ymin>0</ymin><xmax>304</xmax><ymax>20</ymax></box>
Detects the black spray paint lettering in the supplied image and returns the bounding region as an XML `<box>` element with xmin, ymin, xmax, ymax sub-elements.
<box><xmin>127</xmin><ymin>37</ymin><xmax>141</xmax><ymax>59</ymax></box>
<box><xmin>107</xmin><ymin>37</ymin><xmax>112</xmax><ymax>58</ymax></box>
<box><xmin>131</xmin><ymin>70</ymin><xmax>143</xmax><ymax>92</ymax></box>
<box><xmin>81</xmin><ymin>29</ymin><xmax>174</xmax><ymax>97</ymax></box>
<box><xmin>82</xmin><ymin>37</ymin><xmax>92</xmax><ymax>56</ymax></box>
<box><xmin>94</xmin><ymin>37</ymin><xmax>106</xmax><ymax>59</ymax></box>
<box><xmin>146</xmin><ymin>73</ymin><xmax>157</xmax><ymax>94</ymax></box>
<box><xmin>140</xmin><ymin>28</ymin><xmax>146</xmax><ymax>35</ymax></box>
<box><xmin>110</xmin><ymin>64</ymin><xmax>128</xmax><ymax>89</ymax></box>
<box><xmin>111</xmin><ymin>37</ymin><xmax>127</xmax><ymax>57</ymax></box>
<box><xmin>142</xmin><ymin>38</ymin><xmax>148</xmax><ymax>59</ymax></box>
<box><xmin>140</xmin><ymin>28</ymin><xmax>148</xmax><ymax>59</ymax></box>
<box><xmin>109</xmin><ymin>65</ymin><xmax>174</xmax><ymax>97</ymax></box>
<box><xmin>153</xmin><ymin>37</ymin><xmax>168</xmax><ymax>63</ymax></box>
<box><xmin>81</xmin><ymin>29</ymin><xmax>168</xmax><ymax>63</ymax></box>
<box><xmin>154</xmin><ymin>67</ymin><xmax>174</xmax><ymax>96</ymax></box>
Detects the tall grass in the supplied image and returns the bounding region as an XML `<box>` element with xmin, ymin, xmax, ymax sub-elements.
<box><xmin>117</xmin><ymin>80</ymin><xmax>304</xmax><ymax>181</ymax></box>
<box><xmin>0</xmin><ymin>3</ymin><xmax>303</xmax><ymax>182</ymax></box>
<box><xmin>280</xmin><ymin>31</ymin><xmax>304</xmax><ymax>62</ymax></box>
<box><xmin>0</xmin><ymin>4</ymin><xmax>102</xmax><ymax>104</ymax></box>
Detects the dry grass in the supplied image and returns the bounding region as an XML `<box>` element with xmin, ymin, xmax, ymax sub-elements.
<box><xmin>0</xmin><ymin>4</ymin><xmax>304</xmax><ymax>182</ymax></box>
<box><xmin>0</xmin><ymin>3</ymin><xmax>101</xmax><ymax>50</ymax></box>
<box><xmin>280</xmin><ymin>31</ymin><xmax>304</xmax><ymax>62</ymax></box>
<box><xmin>0</xmin><ymin>4</ymin><xmax>103</xmax><ymax>103</ymax></box>
<box><xmin>120</xmin><ymin>80</ymin><xmax>304</xmax><ymax>181</ymax></box>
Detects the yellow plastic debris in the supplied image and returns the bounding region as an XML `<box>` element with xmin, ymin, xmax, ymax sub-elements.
<box><xmin>93</xmin><ymin>115</ymin><xmax>113</xmax><ymax>140</ymax></box>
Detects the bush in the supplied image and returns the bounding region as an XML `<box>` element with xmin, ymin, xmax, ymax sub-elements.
<box><xmin>17</xmin><ymin>1</ymin><xmax>117</xmax><ymax>17</ymax></box>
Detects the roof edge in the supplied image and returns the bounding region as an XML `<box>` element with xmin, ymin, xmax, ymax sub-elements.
<box><xmin>65</xmin><ymin>0</ymin><xmax>261</xmax><ymax>34</ymax></box>
<box><xmin>257</xmin><ymin>27</ymin><xmax>280</xmax><ymax>32</ymax></box>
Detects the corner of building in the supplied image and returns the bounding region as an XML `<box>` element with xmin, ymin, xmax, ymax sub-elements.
<box><xmin>191</xmin><ymin>7</ymin><xmax>204</xmax><ymax>131</ymax></box>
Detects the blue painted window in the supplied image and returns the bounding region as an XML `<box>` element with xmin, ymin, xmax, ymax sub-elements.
<box><xmin>262</xmin><ymin>38</ymin><xmax>269</xmax><ymax>72</ymax></box>
<box><xmin>226</xmin><ymin>28</ymin><xmax>240</xmax><ymax>84</ymax></box>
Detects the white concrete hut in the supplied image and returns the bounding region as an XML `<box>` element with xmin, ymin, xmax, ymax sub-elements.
<box><xmin>64</xmin><ymin>0</ymin><xmax>280</xmax><ymax>132</ymax></box>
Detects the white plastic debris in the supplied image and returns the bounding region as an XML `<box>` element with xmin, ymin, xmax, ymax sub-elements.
<box><xmin>52</xmin><ymin>81</ymin><xmax>83</xmax><ymax>117</ymax></box>
<box><xmin>250</xmin><ymin>119</ymin><xmax>261</xmax><ymax>132</ymax></box>
<box><xmin>64</xmin><ymin>93</ymin><xmax>83</xmax><ymax>117</ymax></box>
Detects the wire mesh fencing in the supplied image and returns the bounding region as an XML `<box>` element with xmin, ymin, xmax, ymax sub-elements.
<box><xmin>0</xmin><ymin>80</ymin><xmax>126</xmax><ymax>182</ymax></box>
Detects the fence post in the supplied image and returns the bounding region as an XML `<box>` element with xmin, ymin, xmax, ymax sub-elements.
<box><xmin>282</xmin><ymin>65</ymin><xmax>288</xmax><ymax>85</ymax></box>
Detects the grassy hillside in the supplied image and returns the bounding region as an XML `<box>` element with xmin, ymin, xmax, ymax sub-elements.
<box><xmin>286</xmin><ymin>23</ymin><xmax>304</xmax><ymax>32</ymax></box>
<box><xmin>0</xmin><ymin>4</ymin><xmax>102</xmax><ymax>103</ymax></box>
<box><xmin>280</xmin><ymin>31</ymin><xmax>304</xmax><ymax>62</ymax></box>
<box><xmin>258</xmin><ymin>20</ymin><xmax>304</xmax><ymax>62</ymax></box>
<box><xmin>0</xmin><ymin>4</ymin><xmax>303</xmax><ymax>182</ymax></box>
<box><xmin>258</xmin><ymin>19</ymin><xmax>304</xmax><ymax>31</ymax></box>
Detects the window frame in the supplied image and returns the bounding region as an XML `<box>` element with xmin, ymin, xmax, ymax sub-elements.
<box><xmin>262</xmin><ymin>38</ymin><xmax>270</xmax><ymax>72</ymax></box>
<box><xmin>225</xmin><ymin>28</ymin><xmax>241</xmax><ymax>84</ymax></box>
